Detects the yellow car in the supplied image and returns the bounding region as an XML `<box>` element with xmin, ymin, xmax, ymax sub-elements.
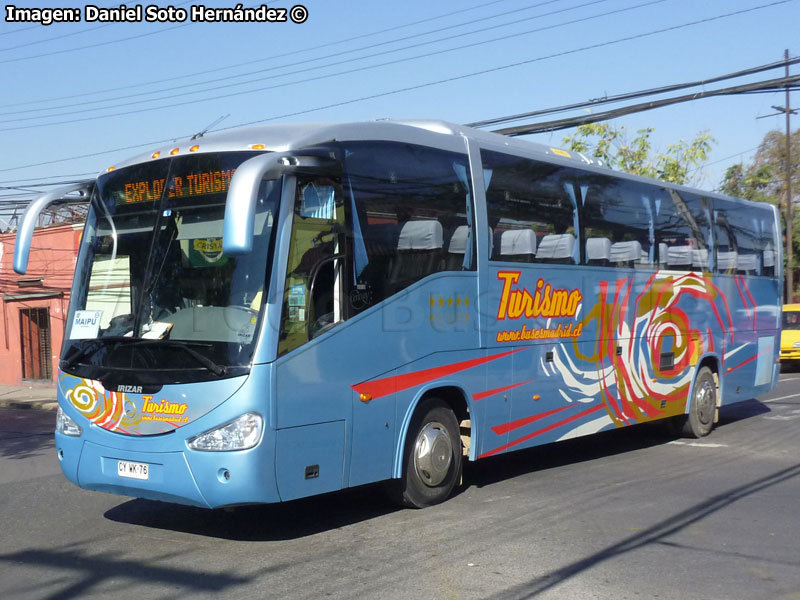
<box><xmin>781</xmin><ymin>303</ymin><xmax>800</xmax><ymax>365</ymax></box>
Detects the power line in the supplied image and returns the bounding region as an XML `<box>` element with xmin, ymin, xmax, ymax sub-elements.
<box><xmin>0</xmin><ymin>137</ymin><xmax>187</xmax><ymax>174</ymax></box>
<box><xmin>0</xmin><ymin>0</ymin><xmax>616</xmax><ymax>123</ymax></box>
<box><xmin>0</xmin><ymin>0</ymin><xmax>678</xmax><ymax>131</ymax></box>
<box><xmin>0</xmin><ymin>0</ymin><xmax>516</xmax><ymax>109</ymax></box>
<box><xmin>0</xmin><ymin>186</ymin><xmax>41</xmax><ymax>193</ymax></box>
<box><xmin>0</xmin><ymin>22</ymin><xmax>189</xmax><ymax>65</ymax></box>
<box><xmin>0</xmin><ymin>179</ymin><xmax>95</xmax><ymax>191</ymax></box>
<box><xmin>0</xmin><ymin>0</ymin><xmax>792</xmax><ymax>173</ymax></box>
<box><xmin>0</xmin><ymin>173</ymin><xmax>97</xmax><ymax>185</ymax></box>
<box><xmin>0</xmin><ymin>23</ymin><xmax>110</xmax><ymax>54</ymax></box>
<box><xmin>218</xmin><ymin>1</ymin><xmax>794</xmax><ymax>130</ymax></box>
<box><xmin>493</xmin><ymin>75</ymin><xmax>800</xmax><ymax>135</ymax></box>
<box><xmin>689</xmin><ymin>146</ymin><xmax>762</xmax><ymax>172</ymax></box>
<box><xmin>0</xmin><ymin>0</ymin><xmax>136</xmax><ymax>39</ymax></box>
<box><xmin>469</xmin><ymin>56</ymin><xmax>800</xmax><ymax>128</ymax></box>
<box><xmin>1</xmin><ymin>0</ymin><xmax>569</xmax><ymax>116</ymax></box>
<box><xmin>0</xmin><ymin>0</ymin><xmax>196</xmax><ymax>54</ymax></box>
<box><xmin>0</xmin><ymin>24</ymin><xmax>41</xmax><ymax>37</ymax></box>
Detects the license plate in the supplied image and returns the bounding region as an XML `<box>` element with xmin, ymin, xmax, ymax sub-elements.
<box><xmin>117</xmin><ymin>460</ymin><xmax>149</xmax><ymax>480</ymax></box>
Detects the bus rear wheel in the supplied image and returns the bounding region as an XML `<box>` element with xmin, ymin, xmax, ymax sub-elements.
<box><xmin>669</xmin><ymin>366</ymin><xmax>716</xmax><ymax>438</ymax></box>
<box><xmin>391</xmin><ymin>399</ymin><xmax>462</xmax><ymax>508</ymax></box>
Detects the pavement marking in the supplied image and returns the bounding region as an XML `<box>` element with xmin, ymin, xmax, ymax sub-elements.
<box><xmin>762</xmin><ymin>392</ymin><xmax>800</xmax><ymax>403</ymax></box>
<box><xmin>779</xmin><ymin>377</ymin><xmax>800</xmax><ymax>382</ymax></box>
<box><xmin>667</xmin><ymin>441</ymin><xmax>728</xmax><ymax>448</ymax></box>
<box><xmin>764</xmin><ymin>415</ymin><xmax>800</xmax><ymax>421</ymax></box>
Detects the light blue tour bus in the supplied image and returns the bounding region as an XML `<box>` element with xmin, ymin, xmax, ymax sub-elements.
<box><xmin>14</xmin><ymin>120</ymin><xmax>781</xmax><ymax>508</ymax></box>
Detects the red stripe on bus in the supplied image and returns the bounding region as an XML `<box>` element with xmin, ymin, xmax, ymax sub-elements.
<box><xmin>734</xmin><ymin>275</ymin><xmax>749</xmax><ymax>311</ymax></box>
<box><xmin>736</xmin><ymin>275</ymin><xmax>758</xmax><ymax>331</ymax></box>
<box><xmin>491</xmin><ymin>404</ymin><xmax>575</xmax><ymax>435</ymax></box>
<box><xmin>480</xmin><ymin>404</ymin><xmax>605</xmax><ymax>458</ymax></box>
<box><xmin>742</xmin><ymin>277</ymin><xmax>757</xmax><ymax>310</ymax></box>
<box><xmin>634</xmin><ymin>270</ymin><xmax>659</xmax><ymax>307</ymax></box>
<box><xmin>726</xmin><ymin>353</ymin><xmax>758</xmax><ymax>374</ymax></box>
<box><xmin>473</xmin><ymin>380</ymin><xmax>533</xmax><ymax>402</ymax></box>
<box><xmin>619</xmin><ymin>278</ymin><xmax>632</xmax><ymax>336</ymax></box>
<box><xmin>613</xmin><ymin>278</ymin><xmax>628</xmax><ymax>336</ymax></box>
<box><xmin>351</xmin><ymin>348</ymin><xmax>524</xmax><ymax>400</ymax></box>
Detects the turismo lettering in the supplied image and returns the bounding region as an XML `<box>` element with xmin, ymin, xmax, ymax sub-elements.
<box><xmin>496</xmin><ymin>271</ymin><xmax>582</xmax><ymax>320</ymax></box>
<box><xmin>141</xmin><ymin>396</ymin><xmax>188</xmax><ymax>416</ymax></box>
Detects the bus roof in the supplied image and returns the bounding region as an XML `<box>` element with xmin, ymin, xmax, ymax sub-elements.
<box><xmin>102</xmin><ymin>118</ymin><xmax>778</xmax><ymax>215</ymax></box>
<box><xmin>105</xmin><ymin>119</ymin><xmax>603</xmax><ymax>173</ymax></box>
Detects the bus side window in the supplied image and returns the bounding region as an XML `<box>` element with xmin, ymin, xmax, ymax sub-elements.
<box><xmin>653</xmin><ymin>190</ymin><xmax>711</xmax><ymax>272</ymax></box>
<box><xmin>761</xmin><ymin>213</ymin><xmax>778</xmax><ymax>277</ymax></box>
<box><xmin>343</xmin><ymin>142</ymin><xmax>475</xmax><ymax>315</ymax></box>
<box><xmin>480</xmin><ymin>150</ymin><xmax>578</xmax><ymax>265</ymax></box>
<box><xmin>714</xmin><ymin>210</ymin><xmax>738</xmax><ymax>275</ymax></box>
<box><xmin>278</xmin><ymin>179</ymin><xmax>346</xmax><ymax>356</ymax></box>
<box><xmin>714</xmin><ymin>200</ymin><xmax>763</xmax><ymax>275</ymax></box>
<box><xmin>581</xmin><ymin>177</ymin><xmax>652</xmax><ymax>269</ymax></box>
<box><xmin>716</xmin><ymin>199</ymin><xmax>771</xmax><ymax>277</ymax></box>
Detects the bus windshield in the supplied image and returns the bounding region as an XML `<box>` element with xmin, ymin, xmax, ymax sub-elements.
<box><xmin>62</xmin><ymin>151</ymin><xmax>278</xmax><ymax>384</ymax></box>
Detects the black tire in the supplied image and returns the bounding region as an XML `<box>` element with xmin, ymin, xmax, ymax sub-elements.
<box><xmin>389</xmin><ymin>399</ymin><xmax>462</xmax><ymax>508</ymax></box>
<box><xmin>669</xmin><ymin>366</ymin><xmax>716</xmax><ymax>438</ymax></box>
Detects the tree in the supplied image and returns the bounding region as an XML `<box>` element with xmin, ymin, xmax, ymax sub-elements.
<box><xmin>562</xmin><ymin>123</ymin><xmax>716</xmax><ymax>186</ymax></box>
<box><xmin>720</xmin><ymin>162</ymin><xmax>773</xmax><ymax>204</ymax></box>
<box><xmin>722</xmin><ymin>128</ymin><xmax>800</xmax><ymax>204</ymax></box>
<box><xmin>722</xmin><ymin>128</ymin><xmax>800</xmax><ymax>298</ymax></box>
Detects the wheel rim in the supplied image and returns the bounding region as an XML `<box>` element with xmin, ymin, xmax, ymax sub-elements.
<box><xmin>413</xmin><ymin>421</ymin><xmax>453</xmax><ymax>487</ymax></box>
<box><xmin>695</xmin><ymin>379</ymin><xmax>715</xmax><ymax>426</ymax></box>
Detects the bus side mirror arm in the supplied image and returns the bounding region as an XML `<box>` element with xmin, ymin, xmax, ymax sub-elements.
<box><xmin>223</xmin><ymin>152</ymin><xmax>341</xmax><ymax>256</ymax></box>
<box><xmin>223</xmin><ymin>152</ymin><xmax>293</xmax><ymax>256</ymax></box>
<box><xmin>13</xmin><ymin>181</ymin><xmax>94</xmax><ymax>274</ymax></box>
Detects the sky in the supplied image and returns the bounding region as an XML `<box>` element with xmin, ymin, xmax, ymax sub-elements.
<box><xmin>0</xmin><ymin>0</ymin><xmax>798</xmax><ymax>225</ymax></box>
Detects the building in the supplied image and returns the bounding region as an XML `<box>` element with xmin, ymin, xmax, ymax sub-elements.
<box><xmin>0</xmin><ymin>223</ymin><xmax>82</xmax><ymax>385</ymax></box>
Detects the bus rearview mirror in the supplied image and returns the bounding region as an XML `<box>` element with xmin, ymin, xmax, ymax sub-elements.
<box><xmin>13</xmin><ymin>181</ymin><xmax>94</xmax><ymax>274</ymax></box>
<box><xmin>223</xmin><ymin>153</ymin><xmax>340</xmax><ymax>256</ymax></box>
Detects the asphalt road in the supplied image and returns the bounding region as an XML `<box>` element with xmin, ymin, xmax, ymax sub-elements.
<box><xmin>1</xmin><ymin>373</ymin><xmax>799</xmax><ymax>600</ymax></box>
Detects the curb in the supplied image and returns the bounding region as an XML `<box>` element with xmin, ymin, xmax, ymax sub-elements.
<box><xmin>0</xmin><ymin>399</ymin><xmax>59</xmax><ymax>412</ymax></box>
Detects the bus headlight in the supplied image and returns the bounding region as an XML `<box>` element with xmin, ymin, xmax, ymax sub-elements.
<box><xmin>187</xmin><ymin>413</ymin><xmax>263</xmax><ymax>451</ymax></box>
<box><xmin>56</xmin><ymin>407</ymin><xmax>82</xmax><ymax>437</ymax></box>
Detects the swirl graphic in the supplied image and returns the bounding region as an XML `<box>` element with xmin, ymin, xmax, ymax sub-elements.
<box><xmin>62</xmin><ymin>377</ymin><xmax>130</xmax><ymax>433</ymax></box>
<box><xmin>66</xmin><ymin>382</ymin><xmax>97</xmax><ymax>412</ymax></box>
<box><xmin>554</xmin><ymin>272</ymin><xmax>734</xmax><ymax>427</ymax></box>
<box><xmin>60</xmin><ymin>375</ymin><xmax>182</xmax><ymax>435</ymax></box>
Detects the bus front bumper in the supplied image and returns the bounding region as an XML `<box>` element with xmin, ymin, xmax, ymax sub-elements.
<box><xmin>56</xmin><ymin>430</ymin><xmax>280</xmax><ymax>509</ymax></box>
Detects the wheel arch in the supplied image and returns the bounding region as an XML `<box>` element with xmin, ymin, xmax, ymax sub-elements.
<box><xmin>688</xmin><ymin>353</ymin><xmax>722</xmax><ymax>415</ymax></box>
<box><xmin>392</xmin><ymin>381</ymin><xmax>472</xmax><ymax>479</ymax></box>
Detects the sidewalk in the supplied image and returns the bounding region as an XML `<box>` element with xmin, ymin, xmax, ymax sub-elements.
<box><xmin>0</xmin><ymin>383</ymin><xmax>58</xmax><ymax>411</ymax></box>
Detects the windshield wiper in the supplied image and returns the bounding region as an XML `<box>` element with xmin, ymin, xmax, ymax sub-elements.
<box><xmin>63</xmin><ymin>337</ymin><xmax>227</xmax><ymax>377</ymax></box>
<box><xmin>126</xmin><ymin>339</ymin><xmax>227</xmax><ymax>377</ymax></box>
<box><xmin>62</xmin><ymin>336</ymin><xmax>134</xmax><ymax>371</ymax></box>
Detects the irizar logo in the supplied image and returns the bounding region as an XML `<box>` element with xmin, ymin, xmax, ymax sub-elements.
<box><xmin>117</xmin><ymin>385</ymin><xmax>143</xmax><ymax>394</ymax></box>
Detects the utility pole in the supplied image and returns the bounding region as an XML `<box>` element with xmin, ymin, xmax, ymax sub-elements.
<box><xmin>773</xmin><ymin>50</ymin><xmax>796</xmax><ymax>302</ymax></box>
<box><xmin>786</xmin><ymin>49</ymin><xmax>794</xmax><ymax>302</ymax></box>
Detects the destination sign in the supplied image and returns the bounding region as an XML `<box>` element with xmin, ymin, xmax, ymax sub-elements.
<box><xmin>122</xmin><ymin>168</ymin><xmax>236</xmax><ymax>204</ymax></box>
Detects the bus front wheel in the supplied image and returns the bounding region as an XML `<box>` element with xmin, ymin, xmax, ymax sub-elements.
<box><xmin>391</xmin><ymin>399</ymin><xmax>462</xmax><ymax>508</ymax></box>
